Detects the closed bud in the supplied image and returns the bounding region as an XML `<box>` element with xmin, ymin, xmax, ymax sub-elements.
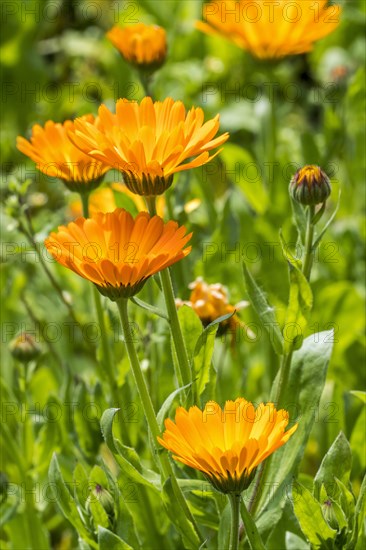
<box><xmin>322</xmin><ymin>499</ymin><xmax>338</xmax><ymax>530</ymax></box>
<box><xmin>9</xmin><ymin>333</ymin><xmax>41</xmax><ymax>363</ymax></box>
<box><xmin>86</xmin><ymin>484</ymin><xmax>114</xmax><ymax>517</ymax></box>
<box><xmin>289</xmin><ymin>165</ymin><xmax>331</xmax><ymax>206</ymax></box>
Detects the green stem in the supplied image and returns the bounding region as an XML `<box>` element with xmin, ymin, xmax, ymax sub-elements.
<box><xmin>116</xmin><ymin>297</ymin><xmax>204</xmax><ymax>546</ymax></box>
<box><xmin>302</xmin><ymin>204</ymin><xmax>316</xmax><ymax>281</ymax></box>
<box><xmin>229</xmin><ymin>493</ymin><xmax>241</xmax><ymax>550</ymax></box>
<box><xmin>145</xmin><ymin>196</ymin><xmax>194</xmax><ymax>402</ymax></box>
<box><xmin>240</xmin><ymin>498</ymin><xmax>266</xmax><ymax>550</ymax></box>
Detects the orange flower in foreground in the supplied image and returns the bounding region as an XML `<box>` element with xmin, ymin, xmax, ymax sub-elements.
<box><xmin>45</xmin><ymin>209</ymin><xmax>192</xmax><ymax>300</ymax></box>
<box><xmin>69</xmin><ymin>97</ymin><xmax>229</xmax><ymax>196</ymax></box>
<box><xmin>197</xmin><ymin>0</ymin><xmax>341</xmax><ymax>59</ymax></box>
<box><xmin>17</xmin><ymin>117</ymin><xmax>110</xmax><ymax>192</ymax></box>
<box><xmin>158</xmin><ymin>399</ymin><xmax>298</xmax><ymax>494</ymax></box>
<box><xmin>107</xmin><ymin>23</ymin><xmax>167</xmax><ymax>70</ymax></box>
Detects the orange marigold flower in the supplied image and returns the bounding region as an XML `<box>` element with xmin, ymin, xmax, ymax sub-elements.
<box><xmin>197</xmin><ymin>0</ymin><xmax>341</xmax><ymax>59</ymax></box>
<box><xmin>69</xmin><ymin>97</ymin><xmax>229</xmax><ymax>196</ymax></box>
<box><xmin>107</xmin><ymin>23</ymin><xmax>167</xmax><ymax>70</ymax></box>
<box><xmin>16</xmin><ymin>117</ymin><xmax>110</xmax><ymax>193</ymax></box>
<box><xmin>158</xmin><ymin>398</ymin><xmax>298</xmax><ymax>494</ymax></box>
<box><xmin>176</xmin><ymin>277</ymin><xmax>252</xmax><ymax>338</ymax></box>
<box><xmin>45</xmin><ymin>208</ymin><xmax>192</xmax><ymax>300</ymax></box>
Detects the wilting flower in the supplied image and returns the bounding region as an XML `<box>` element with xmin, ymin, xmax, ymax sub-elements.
<box><xmin>158</xmin><ymin>399</ymin><xmax>298</xmax><ymax>494</ymax></box>
<box><xmin>17</xmin><ymin>117</ymin><xmax>110</xmax><ymax>193</ymax></box>
<box><xmin>45</xmin><ymin>208</ymin><xmax>192</xmax><ymax>300</ymax></box>
<box><xmin>68</xmin><ymin>183</ymin><xmax>166</xmax><ymax>219</ymax></box>
<box><xmin>69</xmin><ymin>97</ymin><xmax>229</xmax><ymax>196</ymax></box>
<box><xmin>176</xmin><ymin>277</ymin><xmax>254</xmax><ymax>340</ymax></box>
<box><xmin>197</xmin><ymin>0</ymin><xmax>341</xmax><ymax>59</ymax></box>
<box><xmin>107</xmin><ymin>23</ymin><xmax>167</xmax><ymax>70</ymax></box>
<box><xmin>289</xmin><ymin>165</ymin><xmax>331</xmax><ymax>205</ymax></box>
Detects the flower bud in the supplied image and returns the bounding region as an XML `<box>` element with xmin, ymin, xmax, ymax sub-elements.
<box><xmin>86</xmin><ymin>484</ymin><xmax>114</xmax><ymax>517</ymax></box>
<box><xmin>9</xmin><ymin>333</ymin><xmax>41</xmax><ymax>363</ymax></box>
<box><xmin>322</xmin><ymin>499</ymin><xmax>338</xmax><ymax>530</ymax></box>
<box><xmin>289</xmin><ymin>165</ymin><xmax>331</xmax><ymax>206</ymax></box>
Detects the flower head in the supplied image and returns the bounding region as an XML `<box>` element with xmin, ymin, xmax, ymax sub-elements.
<box><xmin>197</xmin><ymin>0</ymin><xmax>341</xmax><ymax>59</ymax></box>
<box><xmin>17</xmin><ymin>117</ymin><xmax>110</xmax><ymax>193</ymax></box>
<box><xmin>45</xmin><ymin>208</ymin><xmax>192</xmax><ymax>300</ymax></box>
<box><xmin>158</xmin><ymin>399</ymin><xmax>298</xmax><ymax>494</ymax></box>
<box><xmin>9</xmin><ymin>333</ymin><xmax>42</xmax><ymax>363</ymax></box>
<box><xmin>289</xmin><ymin>165</ymin><xmax>331</xmax><ymax>205</ymax></box>
<box><xmin>176</xmin><ymin>277</ymin><xmax>251</xmax><ymax>338</ymax></box>
<box><xmin>69</xmin><ymin>97</ymin><xmax>229</xmax><ymax>196</ymax></box>
<box><xmin>107</xmin><ymin>23</ymin><xmax>167</xmax><ymax>70</ymax></box>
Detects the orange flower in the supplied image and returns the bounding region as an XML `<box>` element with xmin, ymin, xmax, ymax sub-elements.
<box><xmin>107</xmin><ymin>23</ymin><xmax>167</xmax><ymax>70</ymax></box>
<box><xmin>45</xmin><ymin>209</ymin><xmax>192</xmax><ymax>300</ymax></box>
<box><xmin>69</xmin><ymin>97</ymin><xmax>229</xmax><ymax>196</ymax></box>
<box><xmin>17</xmin><ymin>117</ymin><xmax>110</xmax><ymax>193</ymax></box>
<box><xmin>158</xmin><ymin>398</ymin><xmax>298</xmax><ymax>494</ymax></box>
<box><xmin>176</xmin><ymin>277</ymin><xmax>253</xmax><ymax>339</ymax></box>
<box><xmin>197</xmin><ymin>0</ymin><xmax>341</xmax><ymax>59</ymax></box>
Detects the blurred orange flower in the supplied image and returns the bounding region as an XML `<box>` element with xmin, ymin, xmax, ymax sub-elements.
<box><xmin>107</xmin><ymin>23</ymin><xmax>167</xmax><ymax>70</ymax></box>
<box><xmin>17</xmin><ymin>117</ymin><xmax>110</xmax><ymax>192</ymax></box>
<box><xmin>197</xmin><ymin>0</ymin><xmax>341</xmax><ymax>59</ymax></box>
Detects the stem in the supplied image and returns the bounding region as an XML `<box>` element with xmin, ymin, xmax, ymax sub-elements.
<box><xmin>116</xmin><ymin>297</ymin><xmax>204</xmax><ymax>545</ymax></box>
<box><xmin>240</xmin><ymin>498</ymin><xmax>266</xmax><ymax>550</ymax></box>
<box><xmin>229</xmin><ymin>493</ymin><xmax>241</xmax><ymax>550</ymax></box>
<box><xmin>302</xmin><ymin>204</ymin><xmax>316</xmax><ymax>281</ymax></box>
<box><xmin>145</xmin><ymin>196</ymin><xmax>194</xmax><ymax>402</ymax></box>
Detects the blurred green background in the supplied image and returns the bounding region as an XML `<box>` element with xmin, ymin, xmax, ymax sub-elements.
<box><xmin>1</xmin><ymin>0</ymin><xmax>365</xmax><ymax>548</ymax></box>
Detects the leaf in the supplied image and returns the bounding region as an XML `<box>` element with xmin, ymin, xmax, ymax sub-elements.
<box><xmin>243</xmin><ymin>262</ymin><xmax>284</xmax><ymax>354</ymax></box>
<box><xmin>162</xmin><ymin>478</ymin><xmax>201</xmax><ymax>550</ymax></box>
<box><xmin>177</xmin><ymin>305</ymin><xmax>203</xmax><ymax>362</ymax></box>
<box><xmin>98</xmin><ymin>526</ymin><xmax>133</xmax><ymax>550</ymax></box>
<box><xmin>350</xmin><ymin>391</ymin><xmax>366</xmax><ymax>404</ymax></box>
<box><xmin>314</xmin><ymin>432</ymin><xmax>352</xmax><ymax>500</ymax></box>
<box><xmin>293</xmin><ymin>483</ymin><xmax>337</xmax><ymax>548</ymax></box>
<box><xmin>218</xmin><ymin>502</ymin><xmax>231</xmax><ymax>550</ymax></box>
<box><xmin>251</xmin><ymin>331</ymin><xmax>334</xmax><ymax>515</ymax></box>
<box><xmin>285</xmin><ymin>532</ymin><xmax>311</xmax><ymax>549</ymax></box>
<box><xmin>100</xmin><ymin>408</ymin><xmax>120</xmax><ymax>454</ymax></box>
<box><xmin>349</xmin><ymin>474</ymin><xmax>366</xmax><ymax>549</ymax></box>
<box><xmin>157</xmin><ymin>382</ymin><xmax>192</xmax><ymax>429</ymax></box>
<box><xmin>312</xmin><ymin>190</ymin><xmax>341</xmax><ymax>251</ymax></box>
<box><xmin>73</xmin><ymin>463</ymin><xmax>89</xmax><ymax>508</ymax></box>
<box><xmin>89</xmin><ymin>499</ymin><xmax>110</xmax><ymax>530</ymax></box>
<box><xmin>48</xmin><ymin>454</ymin><xmax>97</xmax><ymax>549</ymax></box>
<box><xmin>193</xmin><ymin>322</ymin><xmax>218</xmax><ymax>396</ymax></box>
<box><xmin>220</xmin><ymin>143</ymin><xmax>268</xmax><ymax>214</ymax></box>
<box><xmin>130</xmin><ymin>296</ymin><xmax>169</xmax><ymax>320</ymax></box>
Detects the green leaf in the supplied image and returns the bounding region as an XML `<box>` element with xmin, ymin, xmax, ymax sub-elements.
<box><xmin>218</xmin><ymin>502</ymin><xmax>231</xmax><ymax>550</ymax></box>
<box><xmin>193</xmin><ymin>322</ymin><xmax>218</xmax><ymax>396</ymax></box>
<box><xmin>314</xmin><ymin>432</ymin><xmax>352</xmax><ymax>500</ymax></box>
<box><xmin>349</xmin><ymin>391</ymin><xmax>366</xmax><ymax>404</ymax></box>
<box><xmin>162</xmin><ymin>478</ymin><xmax>201</xmax><ymax>550</ymax></box>
<box><xmin>48</xmin><ymin>454</ymin><xmax>97</xmax><ymax>549</ymax></box>
<box><xmin>98</xmin><ymin>526</ymin><xmax>133</xmax><ymax>550</ymax></box>
<box><xmin>130</xmin><ymin>296</ymin><xmax>168</xmax><ymax>320</ymax></box>
<box><xmin>293</xmin><ymin>483</ymin><xmax>337</xmax><ymax>548</ymax></box>
<box><xmin>252</xmin><ymin>331</ymin><xmax>334</xmax><ymax>515</ymax></box>
<box><xmin>285</xmin><ymin>532</ymin><xmax>310</xmax><ymax>549</ymax></box>
<box><xmin>74</xmin><ymin>463</ymin><xmax>89</xmax><ymax>508</ymax></box>
<box><xmin>312</xmin><ymin>190</ymin><xmax>341</xmax><ymax>251</ymax></box>
<box><xmin>243</xmin><ymin>262</ymin><xmax>284</xmax><ymax>354</ymax></box>
<box><xmin>100</xmin><ymin>408</ymin><xmax>120</xmax><ymax>454</ymax></box>
<box><xmin>157</xmin><ymin>382</ymin><xmax>192</xmax><ymax>429</ymax></box>
<box><xmin>349</xmin><ymin>475</ymin><xmax>366</xmax><ymax>549</ymax></box>
<box><xmin>177</xmin><ymin>305</ymin><xmax>203</xmax><ymax>362</ymax></box>
<box><xmin>220</xmin><ymin>143</ymin><xmax>268</xmax><ymax>214</ymax></box>
<box><xmin>89</xmin><ymin>499</ymin><xmax>110</xmax><ymax>529</ymax></box>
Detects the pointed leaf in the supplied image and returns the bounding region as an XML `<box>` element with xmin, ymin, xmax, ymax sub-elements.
<box><xmin>98</xmin><ymin>526</ymin><xmax>133</xmax><ymax>550</ymax></box>
<box><xmin>314</xmin><ymin>432</ymin><xmax>352</xmax><ymax>500</ymax></box>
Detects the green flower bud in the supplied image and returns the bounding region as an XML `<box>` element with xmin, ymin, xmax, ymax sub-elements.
<box><xmin>289</xmin><ymin>165</ymin><xmax>331</xmax><ymax>206</ymax></box>
<box><xmin>322</xmin><ymin>499</ymin><xmax>338</xmax><ymax>530</ymax></box>
<box><xmin>9</xmin><ymin>333</ymin><xmax>41</xmax><ymax>363</ymax></box>
<box><xmin>86</xmin><ymin>484</ymin><xmax>114</xmax><ymax>517</ymax></box>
